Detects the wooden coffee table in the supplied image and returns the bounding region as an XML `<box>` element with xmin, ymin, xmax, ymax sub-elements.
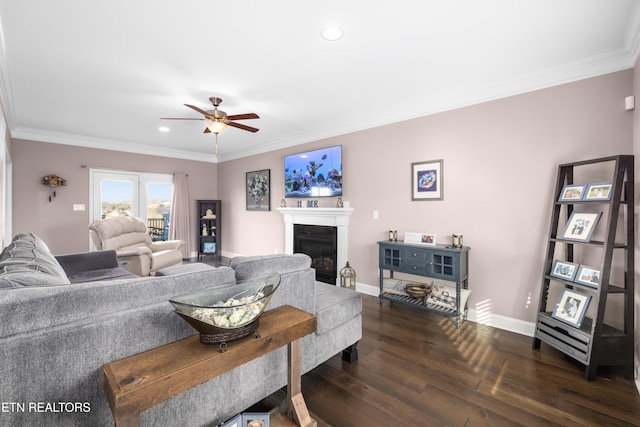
<box><xmin>103</xmin><ymin>305</ymin><xmax>318</xmax><ymax>427</ymax></box>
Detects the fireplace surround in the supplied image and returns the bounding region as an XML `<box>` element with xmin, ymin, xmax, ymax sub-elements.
<box><xmin>294</xmin><ymin>224</ymin><xmax>337</xmax><ymax>284</ymax></box>
<box><xmin>278</xmin><ymin>207</ymin><xmax>354</xmax><ymax>286</ymax></box>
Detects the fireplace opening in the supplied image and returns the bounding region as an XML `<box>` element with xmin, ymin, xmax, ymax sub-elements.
<box><xmin>294</xmin><ymin>224</ymin><xmax>337</xmax><ymax>285</ymax></box>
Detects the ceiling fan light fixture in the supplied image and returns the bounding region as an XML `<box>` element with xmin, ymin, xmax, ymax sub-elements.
<box><xmin>206</xmin><ymin>119</ymin><xmax>227</xmax><ymax>134</ymax></box>
<box><xmin>322</xmin><ymin>27</ymin><xmax>343</xmax><ymax>41</ymax></box>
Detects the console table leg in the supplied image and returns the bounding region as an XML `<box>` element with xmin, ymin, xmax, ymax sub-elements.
<box><xmin>115</xmin><ymin>415</ymin><xmax>140</xmax><ymax>427</ymax></box>
<box><xmin>286</xmin><ymin>339</ymin><xmax>317</xmax><ymax>427</ymax></box>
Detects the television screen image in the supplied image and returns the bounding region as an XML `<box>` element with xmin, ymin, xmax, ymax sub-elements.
<box><xmin>284</xmin><ymin>145</ymin><xmax>342</xmax><ymax>198</ymax></box>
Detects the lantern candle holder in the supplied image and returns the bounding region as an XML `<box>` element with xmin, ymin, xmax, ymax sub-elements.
<box><xmin>340</xmin><ymin>261</ymin><xmax>356</xmax><ymax>290</ymax></box>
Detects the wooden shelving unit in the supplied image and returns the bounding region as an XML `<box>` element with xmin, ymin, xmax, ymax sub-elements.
<box><xmin>197</xmin><ymin>199</ymin><xmax>221</xmax><ymax>261</ymax></box>
<box><xmin>532</xmin><ymin>155</ymin><xmax>634</xmax><ymax>381</ymax></box>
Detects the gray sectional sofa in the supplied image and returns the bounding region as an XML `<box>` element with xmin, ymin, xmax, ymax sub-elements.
<box><xmin>0</xmin><ymin>233</ymin><xmax>362</xmax><ymax>426</ymax></box>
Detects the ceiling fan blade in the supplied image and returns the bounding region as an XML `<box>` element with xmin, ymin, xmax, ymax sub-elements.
<box><xmin>227</xmin><ymin>121</ymin><xmax>259</xmax><ymax>133</ymax></box>
<box><xmin>160</xmin><ymin>117</ymin><xmax>204</xmax><ymax>120</ymax></box>
<box><xmin>184</xmin><ymin>104</ymin><xmax>212</xmax><ymax>117</ymax></box>
<box><xmin>226</xmin><ymin>113</ymin><xmax>260</xmax><ymax>121</ymax></box>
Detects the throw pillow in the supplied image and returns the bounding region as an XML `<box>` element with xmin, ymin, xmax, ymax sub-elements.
<box><xmin>0</xmin><ymin>233</ymin><xmax>71</xmax><ymax>289</ymax></box>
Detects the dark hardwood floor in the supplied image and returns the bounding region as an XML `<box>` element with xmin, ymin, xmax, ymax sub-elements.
<box><xmin>300</xmin><ymin>295</ymin><xmax>640</xmax><ymax>426</ymax></box>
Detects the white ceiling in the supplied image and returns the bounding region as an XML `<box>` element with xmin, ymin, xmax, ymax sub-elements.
<box><xmin>1</xmin><ymin>1</ymin><xmax>639</xmax><ymax>163</ymax></box>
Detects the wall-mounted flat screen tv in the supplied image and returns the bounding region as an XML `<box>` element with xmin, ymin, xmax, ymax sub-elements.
<box><xmin>284</xmin><ymin>145</ymin><xmax>342</xmax><ymax>198</ymax></box>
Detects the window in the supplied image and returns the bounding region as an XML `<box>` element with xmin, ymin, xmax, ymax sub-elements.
<box><xmin>90</xmin><ymin>170</ymin><xmax>173</xmax><ymax>244</ymax></box>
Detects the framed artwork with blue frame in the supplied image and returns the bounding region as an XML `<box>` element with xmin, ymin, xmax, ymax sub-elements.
<box><xmin>411</xmin><ymin>159</ymin><xmax>443</xmax><ymax>201</ymax></box>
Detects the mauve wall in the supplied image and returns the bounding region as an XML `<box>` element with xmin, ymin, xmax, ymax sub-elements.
<box><xmin>218</xmin><ymin>70</ymin><xmax>633</xmax><ymax>323</ymax></box>
<box><xmin>11</xmin><ymin>140</ymin><xmax>217</xmax><ymax>255</ymax></box>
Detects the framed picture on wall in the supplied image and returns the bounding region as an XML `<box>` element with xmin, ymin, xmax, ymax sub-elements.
<box><xmin>246</xmin><ymin>169</ymin><xmax>270</xmax><ymax>211</ymax></box>
<box><xmin>411</xmin><ymin>159</ymin><xmax>443</xmax><ymax>201</ymax></box>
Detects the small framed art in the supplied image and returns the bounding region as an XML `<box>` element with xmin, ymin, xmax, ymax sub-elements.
<box><xmin>558</xmin><ymin>184</ymin><xmax>586</xmax><ymax>202</ymax></box>
<box><xmin>246</xmin><ymin>169</ymin><xmax>270</xmax><ymax>211</ymax></box>
<box><xmin>221</xmin><ymin>414</ymin><xmax>242</xmax><ymax>427</ymax></box>
<box><xmin>405</xmin><ymin>232</ymin><xmax>436</xmax><ymax>246</ymax></box>
<box><xmin>561</xmin><ymin>211</ymin><xmax>602</xmax><ymax>242</ymax></box>
<box><xmin>242</xmin><ymin>412</ymin><xmax>269</xmax><ymax>427</ymax></box>
<box><xmin>551</xmin><ymin>288</ymin><xmax>591</xmax><ymax>328</ymax></box>
<box><xmin>411</xmin><ymin>159</ymin><xmax>443</xmax><ymax>201</ymax></box>
<box><xmin>575</xmin><ymin>265</ymin><xmax>601</xmax><ymax>288</ymax></box>
<box><xmin>203</xmin><ymin>242</ymin><xmax>216</xmax><ymax>254</ymax></box>
<box><xmin>584</xmin><ymin>182</ymin><xmax>612</xmax><ymax>201</ymax></box>
<box><xmin>550</xmin><ymin>260</ymin><xmax>579</xmax><ymax>281</ymax></box>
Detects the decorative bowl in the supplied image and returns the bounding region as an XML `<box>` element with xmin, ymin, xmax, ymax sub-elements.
<box><xmin>404</xmin><ymin>283</ymin><xmax>432</xmax><ymax>299</ymax></box>
<box><xmin>169</xmin><ymin>273</ymin><xmax>281</xmax><ymax>347</ymax></box>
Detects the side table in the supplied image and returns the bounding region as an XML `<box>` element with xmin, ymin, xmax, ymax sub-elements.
<box><xmin>102</xmin><ymin>305</ymin><xmax>318</xmax><ymax>427</ymax></box>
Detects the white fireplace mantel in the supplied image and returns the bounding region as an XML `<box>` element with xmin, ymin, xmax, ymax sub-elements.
<box><xmin>277</xmin><ymin>207</ymin><xmax>353</xmax><ymax>284</ymax></box>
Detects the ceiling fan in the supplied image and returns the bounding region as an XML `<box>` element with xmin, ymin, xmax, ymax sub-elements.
<box><xmin>161</xmin><ymin>97</ymin><xmax>259</xmax><ymax>135</ymax></box>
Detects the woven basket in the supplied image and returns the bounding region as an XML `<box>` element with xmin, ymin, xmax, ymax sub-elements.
<box><xmin>176</xmin><ymin>312</ymin><xmax>260</xmax><ymax>345</ymax></box>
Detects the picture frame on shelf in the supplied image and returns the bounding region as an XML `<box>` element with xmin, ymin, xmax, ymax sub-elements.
<box><xmin>584</xmin><ymin>182</ymin><xmax>613</xmax><ymax>201</ymax></box>
<box><xmin>561</xmin><ymin>211</ymin><xmax>602</xmax><ymax>242</ymax></box>
<box><xmin>404</xmin><ymin>232</ymin><xmax>436</xmax><ymax>246</ymax></box>
<box><xmin>550</xmin><ymin>260</ymin><xmax>579</xmax><ymax>281</ymax></box>
<box><xmin>411</xmin><ymin>159</ymin><xmax>443</xmax><ymax>201</ymax></box>
<box><xmin>558</xmin><ymin>184</ymin><xmax>586</xmax><ymax>202</ymax></box>
<box><xmin>551</xmin><ymin>288</ymin><xmax>591</xmax><ymax>328</ymax></box>
<box><xmin>220</xmin><ymin>414</ymin><xmax>242</xmax><ymax>427</ymax></box>
<box><xmin>241</xmin><ymin>412</ymin><xmax>269</xmax><ymax>427</ymax></box>
<box><xmin>246</xmin><ymin>169</ymin><xmax>270</xmax><ymax>211</ymax></box>
<box><xmin>202</xmin><ymin>242</ymin><xmax>216</xmax><ymax>253</ymax></box>
<box><xmin>575</xmin><ymin>265</ymin><xmax>601</xmax><ymax>288</ymax></box>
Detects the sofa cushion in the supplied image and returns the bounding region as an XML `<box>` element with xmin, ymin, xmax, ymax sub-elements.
<box><xmin>67</xmin><ymin>267</ymin><xmax>137</xmax><ymax>283</ymax></box>
<box><xmin>0</xmin><ymin>233</ymin><xmax>71</xmax><ymax>288</ymax></box>
<box><xmin>314</xmin><ymin>282</ymin><xmax>362</xmax><ymax>334</ymax></box>
<box><xmin>155</xmin><ymin>262</ymin><xmax>215</xmax><ymax>276</ymax></box>
<box><xmin>230</xmin><ymin>254</ymin><xmax>311</xmax><ymax>281</ymax></box>
<box><xmin>0</xmin><ymin>266</ymin><xmax>237</xmax><ymax>339</ymax></box>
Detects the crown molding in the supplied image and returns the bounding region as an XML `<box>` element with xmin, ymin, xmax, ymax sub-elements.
<box><xmin>11</xmin><ymin>127</ymin><xmax>218</xmax><ymax>163</ymax></box>
<box><xmin>6</xmin><ymin>40</ymin><xmax>639</xmax><ymax>165</ymax></box>
<box><xmin>219</xmin><ymin>47</ymin><xmax>635</xmax><ymax>162</ymax></box>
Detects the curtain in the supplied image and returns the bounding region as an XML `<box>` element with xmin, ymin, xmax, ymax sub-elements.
<box><xmin>169</xmin><ymin>172</ymin><xmax>191</xmax><ymax>258</ymax></box>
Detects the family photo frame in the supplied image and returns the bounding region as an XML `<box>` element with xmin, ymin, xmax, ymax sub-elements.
<box><xmin>561</xmin><ymin>211</ymin><xmax>602</xmax><ymax>242</ymax></box>
<box><xmin>551</xmin><ymin>288</ymin><xmax>591</xmax><ymax>328</ymax></box>
<box><xmin>558</xmin><ymin>184</ymin><xmax>586</xmax><ymax>202</ymax></box>
<box><xmin>242</xmin><ymin>412</ymin><xmax>269</xmax><ymax>427</ymax></box>
<box><xmin>404</xmin><ymin>232</ymin><xmax>437</xmax><ymax>246</ymax></box>
<box><xmin>584</xmin><ymin>182</ymin><xmax>612</xmax><ymax>201</ymax></box>
<box><xmin>557</xmin><ymin>182</ymin><xmax>612</xmax><ymax>202</ymax></box>
<box><xmin>411</xmin><ymin>159</ymin><xmax>443</xmax><ymax>201</ymax></box>
<box><xmin>550</xmin><ymin>260</ymin><xmax>579</xmax><ymax>281</ymax></box>
<box><xmin>575</xmin><ymin>265</ymin><xmax>601</xmax><ymax>288</ymax></box>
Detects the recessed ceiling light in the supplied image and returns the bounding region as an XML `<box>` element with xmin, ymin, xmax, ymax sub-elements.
<box><xmin>158</xmin><ymin>126</ymin><xmax>170</xmax><ymax>132</ymax></box>
<box><xmin>322</xmin><ymin>27</ymin><xmax>343</xmax><ymax>41</ymax></box>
